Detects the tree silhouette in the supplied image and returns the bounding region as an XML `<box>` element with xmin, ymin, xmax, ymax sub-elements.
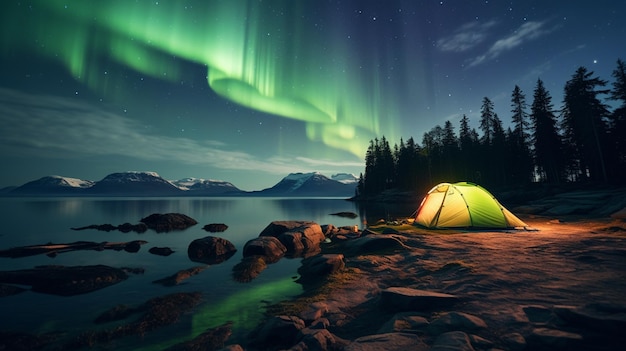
<box><xmin>356</xmin><ymin>60</ymin><xmax>624</xmax><ymax>199</ymax></box>
<box><xmin>530</xmin><ymin>79</ymin><xmax>564</xmax><ymax>183</ymax></box>
<box><xmin>561</xmin><ymin>67</ymin><xmax>610</xmax><ymax>183</ymax></box>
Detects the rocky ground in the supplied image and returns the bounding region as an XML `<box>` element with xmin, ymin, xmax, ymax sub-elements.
<box><xmin>257</xmin><ymin>217</ymin><xmax>626</xmax><ymax>351</ymax></box>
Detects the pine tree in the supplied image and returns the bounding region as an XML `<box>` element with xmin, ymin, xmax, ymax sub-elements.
<box><xmin>531</xmin><ymin>79</ymin><xmax>564</xmax><ymax>183</ymax></box>
<box><xmin>609</xmin><ymin>59</ymin><xmax>626</xmax><ymax>180</ymax></box>
<box><xmin>561</xmin><ymin>66</ymin><xmax>610</xmax><ymax>182</ymax></box>
<box><xmin>509</xmin><ymin>85</ymin><xmax>534</xmax><ymax>183</ymax></box>
<box><xmin>479</xmin><ymin>97</ymin><xmax>495</xmax><ymax>145</ymax></box>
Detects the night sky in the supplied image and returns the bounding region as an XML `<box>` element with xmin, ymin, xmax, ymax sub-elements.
<box><xmin>1</xmin><ymin>1</ymin><xmax>624</xmax><ymax>191</ymax></box>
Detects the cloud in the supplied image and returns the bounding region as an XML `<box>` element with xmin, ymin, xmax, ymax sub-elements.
<box><xmin>468</xmin><ymin>21</ymin><xmax>550</xmax><ymax>67</ymax></box>
<box><xmin>0</xmin><ymin>88</ymin><xmax>328</xmax><ymax>176</ymax></box>
<box><xmin>437</xmin><ymin>20</ymin><xmax>498</xmax><ymax>53</ymax></box>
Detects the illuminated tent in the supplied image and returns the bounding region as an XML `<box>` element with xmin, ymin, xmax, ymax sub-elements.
<box><xmin>414</xmin><ymin>182</ymin><xmax>528</xmax><ymax>229</ymax></box>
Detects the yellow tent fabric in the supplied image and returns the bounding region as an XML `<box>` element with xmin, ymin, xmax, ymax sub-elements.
<box><xmin>414</xmin><ymin>182</ymin><xmax>527</xmax><ymax>229</ymax></box>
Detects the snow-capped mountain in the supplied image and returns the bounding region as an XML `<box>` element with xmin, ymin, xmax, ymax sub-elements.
<box><xmin>172</xmin><ymin>178</ymin><xmax>243</xmax><ymax>195</ymax></box>
<box><xmin>10</xmin><ymin>175</ymin><xmax>95</xmax><ymax>195</ymax></box>
<box><xmin>331</xmin><ymin>173</ymin><xmax>358</xmax><ymax>184</ymax></box>
<box><xmin>87</xmin><ymin>171</ymin><xmax>182</xmax><ymax>195</ymax></box>
<box><xmin>4</xmin><ymin>171</ymin><xmax>355</xmax><ymax>197</ymax></box>
<box><xmin>255</xmin><ymin>172</ymin><xmax>356</xmax><ymax>197</ymax></box>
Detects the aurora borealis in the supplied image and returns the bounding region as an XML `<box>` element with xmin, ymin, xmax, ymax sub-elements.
<box><xmin>1</xmin><ymin>1</ymin><xmax>624</xmax><ymax>190</ymax></box>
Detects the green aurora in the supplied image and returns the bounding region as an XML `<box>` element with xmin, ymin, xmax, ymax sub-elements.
<box><xmin>1</xmin><ymin>0</ymin><xmax>404</xmax><ymax>158</ymax></box>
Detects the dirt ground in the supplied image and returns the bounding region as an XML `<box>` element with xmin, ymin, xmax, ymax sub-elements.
<box><xmin>312</xmin><ymin>216</ymin><xmax>626</xmax><ymax>347</ymax></box>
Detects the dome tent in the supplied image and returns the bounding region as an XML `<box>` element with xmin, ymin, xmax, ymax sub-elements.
<box><xmin>414</xmin><ymin>182</ymin><xmax>527</xmax><ymax>229</ymax></box>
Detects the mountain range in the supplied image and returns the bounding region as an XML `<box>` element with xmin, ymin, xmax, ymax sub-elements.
<box><xmin>1</xmin><ymin>171</ymin><xmax>358</xmax><ymax>197</ymax></box>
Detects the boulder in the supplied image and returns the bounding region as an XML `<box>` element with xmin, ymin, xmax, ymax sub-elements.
<box><xmin>501</xmin><ymin>332</ymin><xmax>526</xmax><ymax>351</ymax></box>
<box><xmin>259</xmin><ymin>221</ymin><xmax>321</xmax><ymax>238</ymax></box>
<box><xmin>0</xmin><ymin>265</ymin><xmax>128</xmax><ymax>296</ymax></box>
<box><xmin>252</xmin><ymin>315</ymin><xmax>305</xmax><ymax>350</ymax></box>
<box><xmin>527</xmin><ymin>327</ymin><xmax>583</xmax><ymax>350</ymax></box>
<box><xmin>187</xmin><ymin>236</ymin><xmax>236</xmax><ymax>264</ymax></box>
<box><xmin>260</xmin><ymin>221</ymin><xmax>326</xmax><ymax>257</ymax></box>
<box><xmin>430</xmin><ymin>331</ymin><xmax>475</xmax><ymax>351</ymax></box>
<box><xmin>118</xmin><ymin>222</ymin><xmax>148</xmax><ymax>233</ymax></box>
<box><xmin>149</xmin><ymin>247</ymin><xmax>175</xmax><ymax>256</ymax></box>
<box><xmin>345</xmin><ymin>235</ymin><xmax>408</xmax><ymax>256</ymax></box>
<box><xmin>152</xmin><ymin>266</ymin><xmax>207</xmax><ymax>286</ymax></box>
<box><xmin>553</xmin><ymin>303</ymin><xmax>626</xmax><ymax>334</ymax></box>
<box><xmin>428</xmin><ymin>312</ymin><xmax>487</xmax><ymax>335</ymax></box>
<box><xmin>163</xmin><ymin>322</ymin><xmax>233</xmax><ymax>351</ymax></box>
<box><xmin>242</xmin><ymin>236</ymin><xmax>287</xmax><ymax>263</ymax></box>
<box><xmin>203</xmin><ymin>223</ymin><xmax>228</xmax><ymax>232</ymax></box>
<box><xmin>378</xmin><ymin>312</ymin><xmax>430</xmax><ymax>334</ymax></box>
<box><xmin>380</xmin><ymin>287</ymin><xmax>459</xmax><ymax>311</ymax></box>
<box><xmin>298</xmin><ymin>254</ymin><xmax>345</xmax><ymax>287</ymax></box>
<box><xmin>232</xmin><ymin>256</ymin><xmax>268</xmax><ymax>282</ymax></box>
<box><xmin>297</xmin><ymin>328</ymin><xmax>348</xmax><ymax>351</ymax></box>
<box><xmin>343</xmin><ymin>333</ymin><xmax>428</xmax><ymax>351</ymax></box>
<box><xmin>140</xmin><ymin>213</ymin><xmax>197</xmax><ymax>232</ymax></box>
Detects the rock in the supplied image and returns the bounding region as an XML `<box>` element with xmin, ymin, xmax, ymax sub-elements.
<box><xmin>0</xmin><ymin>240</ymin><xmax>147</xmax><ymax>258</ymax></box>
<box><xmin>149</xmin><ymin>247</ymin><xmax>175</xmax><ymax>256</ymax></box>
<box><xmin>259</xmin><ymin>221</ymin><xmax>321</xmax><ymax>238</ymax></box>
<box><xmin>501</xmin><ymin>332</ymin><xmax>526</xmax><ymax>351</ymax></box>
<box><xmin>217</xmin><ymin>346</ymin><xmax>244</xmax><ymax>351</ymax></box>
<box><xmin>232</xmin><ymin>256</ymin><xmax>267</xmax><ymax>282</ymax></box>
<box><xmin>523</xmin><ymin>305</ymin><xmax>556</xmax><ymax>325</ymax></box>
<box><xmin>468</xmin><ymin>334</ymin><xmax>493</xmax><ymax>349</ymax></box>
<box><xmin>553</xmin><ymin>304</ymin><xmax>626</xmax><ymax>334</ymax></box>
<box><xmin>71</xmin><ymin>223</ymin><xmax>118</xmax><ymax>232</ymax></box>
<box><xmin>0</xmin><ymin>283</ymin><xmax>27</xmax><ymax>297</ymax></box>
<box><xmin>260</xmin><ymin>221</ymin><xmax>326</xmax><ymax>257</ymax></box>
<box><xmin>527</xmin><ymin>327</ymin><xmax>583</xmax><ymax>350</ymax></box>
<box><xmin>0</xmin><ymin>331</ymin><xmax>60</xmax><ymax>351</ymax></box>
<box><xmin>188</xmin><ymin>236</ymin><xmax>237</xmax><ymax>264</ymax></box>
<box><xmin>321</xmin><ymin>224</ymin><xmax>336</xmax><ymax>236</ymax></box>
<box><xmin>299</xmin><ymin>302</ymin><xmax>330</xmax><ymax>323</ymax></box>
<box><xmin>343</xmin><ymin>333</ymin><xmax>428</xmax><ymax>351</ymax></box>
<box><xmin>140</xmin><ymin>213</ymin><xmax>198</xmax><ymax>232</ymax></box>
<box><xmin>330</xmin><ymin>211</ymin><xmax>358</xmax><ymax>218</ymax></box>
<box><xmin>378</xmin><ymin>312</ymin><xmax>430</xmax><ymax>334</ymax></box>
<box><xmin>203</xmin><ymin>223</ymin><xmax>228</xmax><ymax>232</ymax></box>
<box><xmin>345</xmin><ymin>234</ymin><xmax>408</xmax><ymax>256</ymax></box>
<box><xmin>298</xmin><ymin>254</ymin><xmax>346</xmax><ymax>279</ymax></box>
<box><xmin>0</xmin><ymin>265</ymin><xmax>128</xmax><ymax>296</ymax></box>
<box><xmin>297</xmin><ymin>328</ymin><xmax>348</xmax><ymax>351</ymax></box>
<box><xmin>242</xmin><ymin>236</ymin><xmax>287</xmax><ymax>263</ymax></box>
<box><xmin>163</xmin><ymin>322</ymin><xmax>233</xmax><ymax>351</ymax></box>
<box><xmin>430</xmin><ymin>331</ymin><xmax>475</xmax><ymax>351</ymax></box>
<box><xmin>152</xmin><ymin>266</ymin><xmax>207</xmax><ymax>286</ymax></box>
<box><xmin>118</xmin><ymin>222</ymin><xmax>148</xmax><ymax>233</ymax></box>
<box><xmin>298</xmin><ymin>254</ymin><xmax>345</xmax><ymax>286</ymax></box>
<box><xmin>252</xmin><ymin>315</ymin><xmax>305</xmax><ymax>350</ymax></box>
<box><xmin>428</xmin><ymin>312</ymin><xmax>487</xmax><ymax>335</ymax></box>
<box><xmin>94</xmin><ymin>304</ymin><xmax>137</xmax><ymax>324</ymax></box>
<box><xmin>380</xmin><ymin>287</ymin><xmax>459</xmax><ymax>311</ymax></box>
<box><xmin>68</xmin><ymin>292</ymin><xmax>203</xmax><ymax>349</ymax></box>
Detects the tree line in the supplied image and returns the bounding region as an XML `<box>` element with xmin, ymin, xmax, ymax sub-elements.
<box><xmin>356</xmin><ymin>59</ymin><xmax>626</xmax><ymax>197</ymax></box>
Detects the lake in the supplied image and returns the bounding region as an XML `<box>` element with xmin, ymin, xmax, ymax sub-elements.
<box><xmin>0</xmin><ymin>196</ymin><xmax>378</xmax><ymax>349</ymax></box>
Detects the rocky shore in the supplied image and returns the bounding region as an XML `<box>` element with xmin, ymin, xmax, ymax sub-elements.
<box><xmin>1</xmin><ymin>188</ymin><xmax>625</xmax><ymax>350</ymax></box>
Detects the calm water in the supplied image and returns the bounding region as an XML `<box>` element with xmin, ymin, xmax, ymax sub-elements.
<box><xmin>0</xmin><ymin>197</ymin><xmax>365</xmax><ymax>350</ymax></box>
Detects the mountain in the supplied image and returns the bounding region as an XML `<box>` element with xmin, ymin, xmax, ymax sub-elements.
<box><xmin>10</xmin><ymin>175</ymin><xmax>95</xmax><ymax>195</ymax></box>
<box><xmin>331</xmin><ymin>173</ymin><xmax>358</xmax><ymax>184</ymax></box>
<box><xmin>172</xmin><ymin>178</ymin><xmax>243</xmax><ymax>195</ymax></box>
<box><xmin>254</xmin><ymin>172</ymin><xmax>356</xmax><ymax>197</ymax></box>
<box><xmin>87</xmin><ymin>171</ymin><xmax>182</xmax><ymax>195</ymax></box>
<box><xmin>4</xmin><ymin>171</ymin><xmax>355</xmax><ymax>197</ymax></box>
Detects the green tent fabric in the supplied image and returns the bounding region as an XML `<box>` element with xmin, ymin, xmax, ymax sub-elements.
<box><xmin>414</xmin><ymin>182</ymin><xmax>528</xmax><ymax>229</ymax></box>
